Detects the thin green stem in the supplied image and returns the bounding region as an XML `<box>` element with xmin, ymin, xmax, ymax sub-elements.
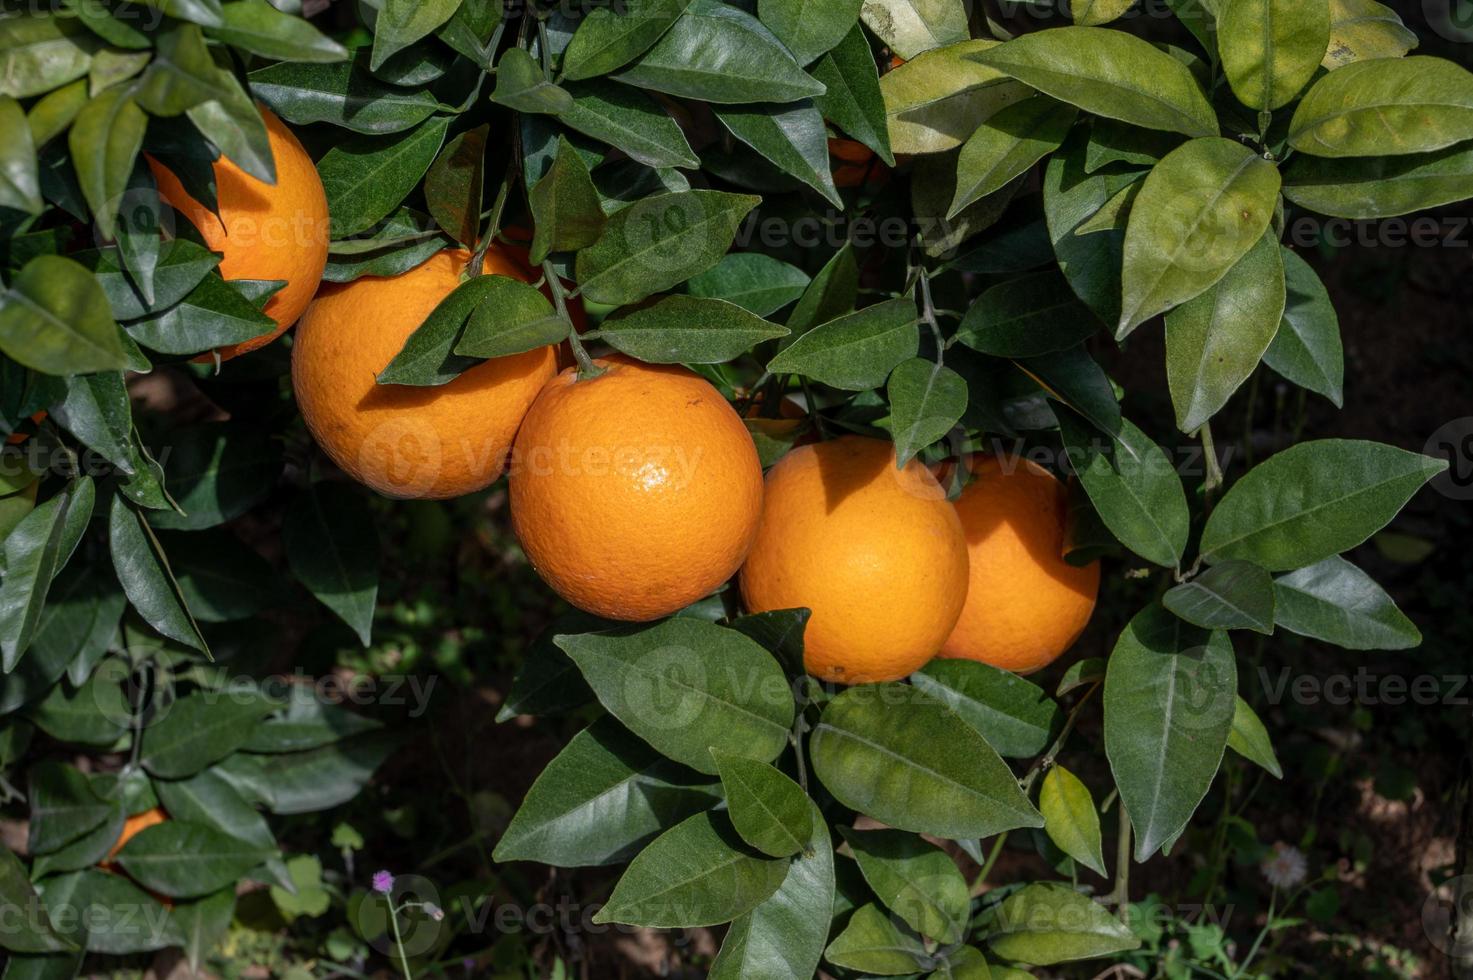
<box><xmin>970</xmin><ymin>833</ymin><xmax>1010</xmax><ymax>897</ymax></box>
<box><xmin>1231</xmin><ymin>889</ymin><xmax>1276</xmax><ymax>979</ymax></box>
<box><xmin>543</xmin><ymin>261</ymin><xmax>601</xmax><ymax>379</ymax></box>
<box><xmin>1107</xmin><ymin>810</ymin><xmax>1132</xmax><ymax>922</ymax></box>
<box><xmin>1200</xmin><ymin>421</ymin><xmax>1223</xmax><ymax>504</ymax></box>
<box><xmin>387</xmin><ymin>901</ymin><xmax>414</xmax><ymax>980</ymax></box>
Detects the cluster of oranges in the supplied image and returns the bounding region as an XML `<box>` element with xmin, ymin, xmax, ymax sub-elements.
<box><xmin>161</xmin><ymin>108</ymin><xmax>1098</xmax><ymax>684</ymax></box>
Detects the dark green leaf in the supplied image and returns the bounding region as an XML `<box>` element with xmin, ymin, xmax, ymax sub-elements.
<box><xmin>0</xmin><ymin>479</ymin><xmax>95</xmax><ymax>672</ymax></box>
<box><xmin>170</xmin><ymin>888</ymin><xmax>235</xmax><ymax>975</ymax></box>
<box><xmin>283</xmin><ymin>484</ymin><xmax>380</xmax><ymax>646</ymax></box>
<box><xmin>785</xmin><ymin>243</ymin><xmax>858</xmax><ymax>336</ymax></box>
<box><xmin>767</xmin><ymin>297</ymin><xmax>919</xmax><ymax>390</ymax></box>
<box><xmin>594</xmin><ymin>809</ymin><xmax>787</xmax><ymax>928</ymax></box>
<box><xmin>760</xmin><ymin>0</ymin><xmax>861</xmax><ymax>64</ymax></box>
<box><xmin>209</xmin><ymin>0</ymin><xmax>349</xmax><ymax>62</ymax></box>
<box><xmin>811</xmin><ymin>25</ymin><xmax>893</xmax><ymax>164</ymax></box>
<box><xmin>686</xmin><ymin>252</ymin><xmax>810</xmax><ymax>317</ymax></box>
<box><xmin>163</xmin><ymin>529</ymin><xmax>280</xmax><ymax>623</ymax></box>
<box><xmin>910</xmin><ymin>658</ymin><xmax>1062</xmax><ymax>759</ymax></box>
<box><xmin>563</xmin><ymin>0</ymin><xmax>695</xmax><ymax>81</ymax></box>
<box><xmin>711</xmin><ymin>748</ymin><xmax>811</xmax><ymax>858</ymax></box>
<box><xmin>495</xmin><ymin>716</ymin><xmax>719</xmax><ymax>866</ymax></box>
<box><xmin>887</xmin><ymin>359</ymin><xmax>966</xmax><ymax>467</ymax></box>
<box><xmin>27</xmin><ymin>761</ymin><xmax>111</xmax><ymax>855</ymax></box>
<box><xmin>452</xmin><ymin>277</ymin><xmax>571</xmax><ymax>360</ymax></box>
<box><xmin>1272</xmin><ymin>555</ymin><xmax>1420</xmax><ymax>649</ymax></box>
<box><xmin>1164</xmin><ymin>560</ymin><xmax>1276</xmax><ymax>633</ymax></box>
<box><xmin>600</xmin><ymin>295</ymin><xmax>788</xmax><ymax>363</ymax></box>
<box><xmin>36</xmin><ymin>870</ymin><xmax>181</xmax><ymax>955</ymax></box>
<box><xmin>956</xmin><ymin>271</ymin><xmax>1099</xmax><ymax>358</ymax></box>
<box><xmin>491</xmin><ymin>47</ymin><xmax>572</xmax><ymax>114</ymax></box>
<box><xmin>1103</xmin><ymin>604</ymin><xmax>1236</xmax><ymax>860</ymax></box>
<box><xmin>529</xmin><ymin>135</ymin><xmax>607</xmax><ymax>263</ymax></box>
<box><xmin>1263</xmin><ymin>248</ymin><xmax>1343</xmax><ymax>406</ymax></box>
<box><xmin>1015</xmin><ymin>345</ymin><xmax>1121</xmax><ymax>438</ymax></box>
<box><xmin>614</xmin><ymin>1</ymin><xmax>826</xmax><ymax>104</ymax></box>
<box><xmin>245</xmin><ymin>731</ymin><xmax>399</xmax><ymax>814</ymax></box>
<box><xmin>140</xmin><ymin>688</ymin><xmax>277</xmax><ymax>778</ymax></box>
<box><xmin>1199</xmin><ymin>439</ymin><xmax>1445</xmax><ymax>571</ymax></box>
<box><xmin>319</xmin><ymin>115</ymin><xmax>451</xmax><ymax>237</ymax></box>
<box><xmin>108</xmin><ymin>494</ymin><xmax>209</xmax><ymax>654</ymax></box>
<box><xmin>249</xmin><ymin>55</ymin><xmax>448</xmax><ymax>135</ymax></box>
<box><xmin>242</xmin><ymin>686</ymin><xmax>384</xmax><ymax>753</ymax></box>
<box><xmin>0</xmin><ymin>255</ymin><xmax>127</xmax><ymax>376</ymax></box>
<box><xmin>560</xmin><ymin>81</ymin><xmax>700</xmax><ymax>169</ymax></box>
<box><xmin>575</xmin><ymin>190</ymin><xmax>760</xmax><ymax>305</ymax></box>
<box><xmin>555</xmin><ymin>618</ymin><xmax>795</xmax><ymax>775</ymax></box>
<box><xmin>25</xmin><ymin>667</ymin><xmax>129</xmax><ymax>748</ymax></box>
<box><xmin>148</xmin><ymin>424</ymin><xmax>282</xmax><ymax>531</ymax></box>
<box><xmin>78</xmin><ymin>240</ymin><xmax>220</xmax><ymax>321</ymax></box>
<box><xmin>951</xmin><ymin>97</ymin><xmax>1078</xmax><ymax>217</ymax></box>
<box><xmin>840</xmin><ymin>827</ymin><xmax>969</xmax><ymax>943</ymax></box>
<box><xmin>425</xmin><ymin>124</ymin><xmax>487</xmax><ymax>249</ymax></box>
<box><xmin>715</xmin><ymin>100</ymin><xmax>842</xmax><ymax>207</ymax></box>
<box><xmin>371</xmin><ymin>0</ymin><xmax>463</xmax><ymax>70</ymax></box>
<box><xmin>116</xmin><ymin>821</ymin><xmax>274</xmax><ymax>899</ymax></box>
<box><xmin>811</xmin><ymin>683</ymin><xmax>1042</xmax><ymax>839</ymax></box>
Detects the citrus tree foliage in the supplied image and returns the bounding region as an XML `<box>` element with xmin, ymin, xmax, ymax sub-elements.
<box><xmin>0</xmin><ymin>0</ymin><xmax>1460</xmax><ymax>974</ymax></box>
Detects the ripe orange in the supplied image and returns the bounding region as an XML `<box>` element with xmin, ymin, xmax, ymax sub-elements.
<box><xmin>509</xmin><ymin>357</ymin><xmax>764</xmax><ymax>621</ymax></box>
<box><xmin>104</xmin><ymin>805</ymin><xmax>168</xmax><ymax>864</ymax></box>
<box><xmin>740</xmin><ymin>436</ymin><xmax>969</xmax><ymax>685</ymax></box>
<box><xmin>293</xmin><ymin>248</ymin><xmax>557</xmax><ymax>499</ymax></box>
<box><xmin>4</xmin><ymin>411</ymin><xmax>46</xmax><ymax>446</ymax></box>
<box><xmin>150</xmin><ymin>106</ymin><xmax>329</xmax><ymax>361</ymax></box>
<box><xmin>939</xmin><ymin>456</ymin><xmax>1100</xmax><ymax>674</ymax></box>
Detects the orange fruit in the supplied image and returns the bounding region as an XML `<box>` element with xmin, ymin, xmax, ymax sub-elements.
<box><xmin>104</xmin><ymin>805</ymin><xmax>168</xmax><ymax>864</ymax></box>
<box><xmin>740</xmin><ymin>436</ymin><xmax>969</xmax><ymax>685</ymax></box>
<box><xmin>509</xmin><ymin>357</ymin><xmax>764</xmax><ymax>621</ymax></box>
<box><xmin>150</xmin><ymin>106</ymin><xmax>329</xmax><ymax>361</ymax></box>
<box><xmin>939</xmin><ymin>456</ymin><xmax>1101</xmax><ymax>674</ymax></box>
<box><xmin>293</xmin><ymin>248</ymin><xmax>558</xmax><ymax>499</ymax></box>
<box><xmin>829</xmin><ymin>137</ymin><xmax>892</xmax><ymax>189</ymax></box>
<box><xmin>4</xmin><ymin>411</ymin><xmax>46</xmax><ymax>446</ymax></box>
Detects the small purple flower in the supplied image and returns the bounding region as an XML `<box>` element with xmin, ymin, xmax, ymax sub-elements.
<box><xmin>372</xmin><ymin>870</ymin><xmax>394</xmax><ymax>894</ymax></box>
<box><xmin>425</xmin><ymin>902</ymin><xmax>444</xmax><ymax>922</ymax></box>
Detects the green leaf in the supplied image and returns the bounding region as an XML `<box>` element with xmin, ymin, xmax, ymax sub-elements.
<box><xmin>560</xmin><ymin>81</ymin><xmax>700</xmax><ymax>169</ymax></box>
<box><xmin>880</xmin><ymin>40</ymin><xmax>1031</xmax><ymax>156</ymax></box>
<box><xmin>0</xmin><ymin>845</ymin><xmax>79</xmax><ymax>953</ymax></box>
<box><xmin>1016</xmin><ymin>345</ymin><xmax>1122</xmax><ymax>439</ymax></box>
<box><xmin>1118</xmin><ymin>137</ymin><xmax>1281</xmax><ymax>336</ymax></box>
<box><xmin>0</xmin><ymin>255</ymin><xmax>127</xmax><ymax>376</ymax></box>
<box><xmin>910</xmin><ymin>658</ymin><xmax>1063</xmax><ymax>759</ymax></box>
<box><xmin>810</xmin><ymin>683</ymin><xmax>1043</xmax><ymax>839</ymax></box>
<box><xmin>594</xmin><ymin>810</ymin><xmax>788</xmax><ymax>928</ymax></box>
<box><xmin>767</xmin><ymin>297</ymin><xmax>919</xmax><ymax>390</ymax></box>
<box><xmin>495</xmin><ymin>716</ymin><xmax>720</xmax><ymax>866</ymax></box>
<box><xmin>1219</xmin><ymin>0</ymin><xmax>1331</xmax><ymax>111</ymax></box>
<box><xmin>141</xmin><ymin>688</ymin><xmax>277</xmax><ymax>779</ymax></box>
<box><xmin>116</xmin><ymin>822</ymin><xmax>274</xmax><ymax>899</ymax></box>
<box><xmin>1164</xmin><ymin>230</ymin><xmax>1285</xmax><ymax>433</ymax></box>
<box><xmin>490</xmin><ymin>47</ymin><xmax>572</xmax><ymax>114</ymax></box>
<box><xmin>1226</xmin><ymin>696</ymin><xmax>1282</xmax><ymax>778</ymax></box>
<box><xmin>711</xmin><ymin>748</ymin><xmax>811</xmax><ymax>857</ymax></box>
<box><xmin>860</xmin><ymin>0</ymin><xmax>969</xmax><ymax>60</ymax></box>
<box><xmin>600</xmin><ymin>295</ymin><xmax>788</xmax><ymax>364</ymax></box>
<box><xmin>1103</xmin><ymin>604</ymin><xmax>1236</xmax><ymax>860</ymax></box>
<box><xmin>451</xmin><ymin>277</ymin><xmax>571</xmax><ymax>360</ymax></box>
<box><xmin>811</xmin><ymin>24</ymin><xmax>893</xmax><ymax>164</ymax></box>
<box><xmin>143</xmin><ymin>424</ymin><xmax>278</xmax><ymax>532</ymax></box>
<box><xmin>209</xmin><ymin>0</ymin><xmax>349</xmax><ymax>62</ymax></box>
<box><xmin>1073</xmin><ymin>0</ymin><xmax>1136</xmax><ymax>24</ymax></box>
<box><xmin>38</xmin><ymin>564</ymin><xmax>126</xmax><ymax>689</ymax></box>
<box><xmin>983</xmin><ymin>882</ymin><xmax>1139</xmax><ymax>964</ymax></box>
<box><xmin>0</xmin><ymin>95</ymin><xmax>43</xmax><ymax>215</ymax></box>
<box><xmin>710</xmin><ymin>800</ymin><xmax>834</xmax><ymax>980</ymax></box>
<box><xmin>951</xmin><ymin>97</ymin><xmax>1078</xmax><ymax>218</ymax></box>
<box><xmin>1283</xmin><ymin>143</ymin><xmax>1473</xmax><ymax>220</ymax></box>
<box><xmin>371</xmin><ymin>0</ymin><xmax>463</xmax><ymax>70</ymax></box>
<box><xmin>686</xmin><ymin>252</ymin><xmax>810</xmax><ymax>317</ymax></box>
<box><xmin>824</xmin><ymin>902</ymin><xmax>929</xmax><ymax>975</ymax></box>
<box><xmin>164</xmin><ymin>528</ymin><xmax>281</xmax><ymax>623</ymax></box>
<box><xmin>0</xmin><ymin>15</ymin><xmax>95</xmax><ymax>100</ymax></box>
<box><xmin>497</xmin><ymin>614</ymin><xmax>600</xmax><ymax>721</ymax></box>
<box><xmin>25</xmin><ymin>666</ymin><xmax>129</xmax><ymax>748</ymax></box>
<box><xmin>614</xmin><ymin>1</ymin><xmax>826</xmax><ymax>104</ymax></box>
<box><xmin>1322</xmin><ymin>0</ymin><xmax>1417</xmax><ymax>70</ymax></box>
<box><xmin>1200</xmin><ymin>439</ymin><xmax>1445</xmax><ymax>571</ymax></box>
<box><xmin>1289</xmin><ymin>56</ymin><xmax>1473</xmax><ymax>157</ymax></box>
<box><xmin>236</xmin><ymin>731</ymin><xmax>399</xmax><ymax>814</ymax></box>
<box><xmin>1164</xmin><ymin>560</ymin><xmax>1276</xmax><ymax>633</ymax></box>
<box><xmin>887</xmin><ymin>359</ymin><xmax>967</xmax><ymax>467</ymax></box>
<box><xmin>563</xmin><ymin>0</ymin><xmax>695</xmax><ymax>81</ymax></box>
<box><xmin>1059</xmin><ymin>411</ymin><xmax>1189</xmax><ymax>568</ymax></box>
<box><xmin>27</xmin><ymin>761</ymin><xmax>112</xmax><ymax>855</ymax></box>
<box><xmin>249</xmin><ymin>55</ymin><xmax>448</xmax><ymax>135</ymax></box>
<box><xmin>37</xmin><ymin>869</ymin><xmax>181</xmax><ymax>954</ymax></box>
<box><xmin>556</xmin><ymin>618</ymin><xmax>795</xmax><ymax>775</ymax></box>
<box><xmin>78</xmin><ymin>240</ymin><xmax>220</xmax><ymax>321</ymax></box>
<box><xmin>760</xmin><ymin>0</ymin><xmax>862</xmax><ymax>65</ymax></box>
<box><xmin>1273</xmin><ymin>555</ymin><xmax>1420</xmax><ymax>649</ymax></box>
<box><xmin>840</xmin><ymin>827</ymin><xmax>970</xmax><ymax>943</ymax></box>
<box><xmin>575</xmin><ymin>190</ymin><xmax>759</xmax><ymax>305</ymax></box>
<box><xmin>125</xmin><ymin>274</ymin><xmax>277</xmax><ymax>356</ymax></box>
<box><xmin>955</xmin><ymin>271</ymin><xmax>1099</xmax><ymax>358</ymax></box>
<box><xmin>715</xmin><ymin>100</ymin><xmax>842</xmax><ymax>207</ymax></box>
<box><xmin>109</xmin><ymin>496</ymin><xmax>209</xmax><ymax>654</ymax></box>
<box><xmin>1040</xmin><ymin>766</ymin><xmax>1106</xmax><ymax>876</ymax></box>
<box><xmin>243</xmin><ymin>686</ymin><xmax>383</xmax><ymax>753</ymax></box>
<box><xmin>283</xmin><ymin>484</ymin><xmax>379</xmax><ymax>646</ymax></box>
<box><xmin>1262</xmin><ymin>248</ymin><xmax>1343</xmax><ymax>406</ymax></box>
<box><xmin>785</xmin><ymin>243</ymin><xmax>858</xmax><ymax>336</ymax></box>
<box><xmin>425</xmin><ymin>124</ymin><xmax>487</xmax><ymax>249</ymax></box>
<box><xmin>171</xmin><ymin>888</ymin><xmax>236</xmax><ymax>974</ymax></box>
<box><xmin>1042</xmin><ymin>127</ymin><xmax>1137</xmax><ymax>326</ymax></box>
<box><xmin>969</xmin><ymin>27</ymin><xmax>1217</xmax><ymax>138</ymax></box>
<box><xmin>528</xmin><ymin>135</ymin><xmax>607</xmax><ymax>263</ymax></box>
<box><xmin>0</xmin><ymin>479</ymin><xmax>94</xmax><ymax>671</ymax></box>
<box><xmin>319</xmin><ymin>115</ymin><xmax>451</xmax><ymax>237</ymax></box>
<box><xmin>374</xmin><ymin>275</ymin><xmax>492</xmax><ymax>386</ymax></box>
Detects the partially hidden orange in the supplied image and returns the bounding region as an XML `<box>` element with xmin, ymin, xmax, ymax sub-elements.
<box><xmin>150</xmin><ymin>106</ymin><xmax>329</xmax><ymax>361</ymax></box>
<box><xmin>740</xmin><ymin>436</ymin><xmax>969</xmax><ymax>685</ymax></box>
<box><xmin>104</xmin><ymin>805</ymin><xmax>168</xmax><ymax>864</ymax></box>
<box><xmin>293</xmin><ymin>248</ymin><xmax>557</xmax><ymax>499</ymax></box>
<box><xmin>940</xmin><ymin>456</ymin><xmax>1100</xmax><ymax>674</ymax></box>
<box><xmin>509</xmin><ymin>357</ymin><xmax>764</xmax><ymax>622</ymax></box>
